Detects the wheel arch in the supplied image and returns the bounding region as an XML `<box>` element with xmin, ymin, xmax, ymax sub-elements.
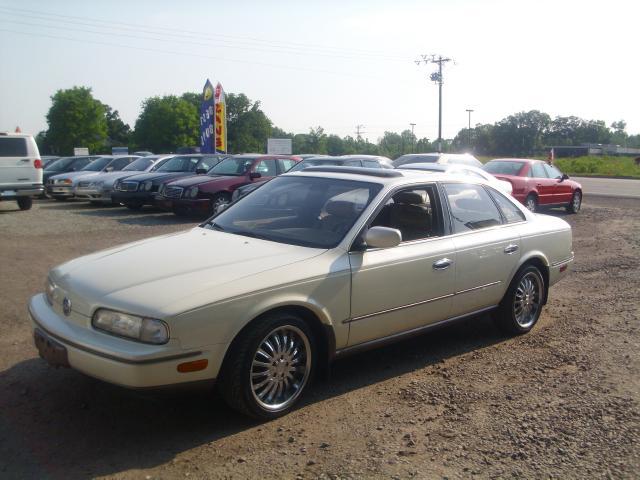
<box><xmin>218</xmin><ymin>304</ymin><xmax>336</xmax><ymax>383</ymax></box>
<box><xmin>515</xmin><ymin>254</ymin><xmax>550</xmax><ymax>305</ymax></box>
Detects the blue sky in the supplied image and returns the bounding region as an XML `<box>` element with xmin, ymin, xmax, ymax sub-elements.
<box><xmin>0</xmin><ymin>0</ymin><xmax>637</xmax><ymax>142</ymax></box>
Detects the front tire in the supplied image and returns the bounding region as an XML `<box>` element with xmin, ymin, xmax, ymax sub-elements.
<box><xmin>210</xmin><ymin>193</ymin><xmax>231</xmax><ymax>216</ymax></box>
<box><xmin>525</xmin><ymin>194</ymin><xmax>538</xmax><ymax>213</ymax></box>
<box><xmin>494</xmin><ymin>265</ymin><xmax>545</xmax><ymax>335</ymax></box>
<box><xmin>566</xmin><ymin>190</ymin><xmax>581</xmax><ymax>214</ymax></box>
<box><xmin>17</xmin><ymin>197</ymin><xmax>33</xmax><ymax>210</ymax></box>
<box><xmin>219</xmin><ymin>312</ymin><xmax>315</xmax><ymax>419</ymax></box>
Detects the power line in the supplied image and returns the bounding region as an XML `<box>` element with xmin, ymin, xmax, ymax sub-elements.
<box><xmin>0</xmin><ymin>6</ymin><xmax>411</xmax><ymax>61</ymax></box>
<box><xmin>415</xmin><ymin>54</ymin><xmax>453</xmax><ymax>152</ymax></box>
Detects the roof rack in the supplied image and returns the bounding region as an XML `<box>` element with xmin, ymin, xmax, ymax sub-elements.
<box><xmin>301</xmin><ymin>166</ymin><xmax>403</xmax><ymax>177</ymax></box>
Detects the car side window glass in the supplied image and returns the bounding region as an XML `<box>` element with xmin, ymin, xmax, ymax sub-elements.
<box><xmin>254</xmin><ymin>160</ymin><xmax>277</xmax><ymax>176</ymax></box>
<box><xmin>531</xmin><ymin>163</ymin><xmax>547</xmax><ymax>178</ymax></box>
<box><xmin>370</xmin><ymin>186</ymin><xmax>441</xmax><ymax>242</ymax></box>
<box><xmin>543</xmin><ymin>164</ymin><xmax>562</xmax><ymax>179</ymax></box>
<box><xmin>277</xmin><ymin>159</ymin><xmax>297</xmax><ymax>173</ymax></box>
<box><xmin>488</xmin><ymin>187</ymin><xmax>526</xmax><ymax>224</ymax></box>
<box><xmin>199</xmin><ymin>156</ymin><xmax>219</xmax><ymax>171</ymax></box>
<box><xmin>344</xmin><ymin>160</ymin><xmax>362</xmax><ymax>167</ymax></box>
<box><xmin>110</xmin><ymin>158</ymin><xmax>129</xmax><ymax>170</ymax></box>
<box><xmin>443</xmin><ymin>183</ymin><xmax>503</xmax><ymax>233</ymax></box>
<box><xmin>362</xmin><ymin>160</ymin><xmax>379</xmax><ymax>168</ymax></box>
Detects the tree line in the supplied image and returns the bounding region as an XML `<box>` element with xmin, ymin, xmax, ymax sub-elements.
<box><xmin>36</xmin><ymin>86</ymin><xmax>639</xmax><ymax>158</ymax></box>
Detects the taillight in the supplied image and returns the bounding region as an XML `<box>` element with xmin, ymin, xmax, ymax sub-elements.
<box><xmin>34</xmin><ymin>159</ymin><xmax>42</xmax><ymax>169</ymax></box>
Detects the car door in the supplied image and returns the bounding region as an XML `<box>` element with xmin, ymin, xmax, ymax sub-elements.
<box><xmin>529</xmin><ymin>162</ymin><xmax>555</xmax><ymax>205</ymax></box>
<box><xmin>347</xmin><ymin>184</ymin><xmax>456</xmax><ymax>346</ymax></box>
<box><xmin>544</xmin><ymin>163</ymin><xmax>572</xmax><ymax>204</ymax></box>
<box><xmin>442</xmin><ymin>182</ymin><xmax>522</xmax><ymax>317</ymax></box>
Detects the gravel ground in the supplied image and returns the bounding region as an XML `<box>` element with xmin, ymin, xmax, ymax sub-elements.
<box><xmin>0</xmin><ymin>196</ymin><xmax>638</xmax><ymax>479</ymax></box>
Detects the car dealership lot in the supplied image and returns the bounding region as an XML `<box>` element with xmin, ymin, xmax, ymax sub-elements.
<box><xmin>1</xmin><ymin>197</ymin><xmax>638</xmax><ymax>478</ymax></box>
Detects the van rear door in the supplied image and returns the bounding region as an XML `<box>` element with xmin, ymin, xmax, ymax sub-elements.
<box><xmin>0</xmin><ymin>135</ymin><xmax>41</xmax><ymax>188</ymax></box>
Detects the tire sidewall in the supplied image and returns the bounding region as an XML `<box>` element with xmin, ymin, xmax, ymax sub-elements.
<box><xmin>235</xmin><ymin>314</ymin><xmax>316</xmax><ymax>419</ymax></box>
<box><xmin>500</xmin><ymin>265</ymin><xmax>545</xmax><ymax>334</ymax></box>
<box><xmin>525</xmin><ymin>194</ymin><xmax>537</xmax><ymax>213</ymax></box>
<box><xmin>569</xmin><ymin>191</ymin><xmax>581</xmax><ymax>213</ymax></box>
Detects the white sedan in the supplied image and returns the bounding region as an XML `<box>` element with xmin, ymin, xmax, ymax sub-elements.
<box><xmin>30</xmin><ymin>167</ymin><xmax>573</xmax><ymax>418</ymax></box>
<box><xmin>399</xmin><ymin>162</ymin><xmax>513</xmax><ymax>194</ymax></box>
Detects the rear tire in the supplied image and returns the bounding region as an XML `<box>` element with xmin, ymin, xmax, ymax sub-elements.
<box><xmin>17</xmin><ymin>197</ymin><xmax>33</xmax><ymax>211</ymax></box>
<box><xmin>218</xmin><ymin>312</ymin><xmax>315</xmax><ymax>419</ymax></box>
<box><xmin>525</xmin><ymin>194</ymin><xmax>537</xmax><ymax>213</ymax></box>
<box><xmin>566</xmin><ymin>190</ymin><xmax>581</xmax><ymax>214</ymax></box>
<box><xmin>494</xmin><ymin>265</ymin><xmax>545</xmax><ymax>335</ymax></box>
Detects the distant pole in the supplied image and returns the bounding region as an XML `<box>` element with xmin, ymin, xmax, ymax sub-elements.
<box><xmin>465</xmin><ymin>109</ymin><xmax>474</xmax><ymax>149</ymax></box>
<box><xmin>415</xmin><ymin>54</ymin><xmax>453</xmax><ymax>153</ymax></box>
<box><xmin>409</xmin><ymin>123</ymin><xmax>416</xmax><ymax>152</ymax></box>
<box><xmin>355</xmin><ymin>124</ymin><xmax>365</xmax><ymax>142</ymax></box>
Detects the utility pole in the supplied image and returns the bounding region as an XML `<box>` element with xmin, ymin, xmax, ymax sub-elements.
<box><xmin>355</xmin><ymin>124</ymin><xmax>365</xmax><ymax>142</ymax></box>
<box><xmin>416</xmin><ymin>54</ymin><xmax>452</xmax><ymax>152</ymax></box>
<box><xmin>409</xmin><ymin>123</ymin><xmax>416</xmax><ymax>152</ymax></box>
<box><xmin>465</xmin><ymin>109</ymin><xmax>474</xmax><ymax>150</ymax></box>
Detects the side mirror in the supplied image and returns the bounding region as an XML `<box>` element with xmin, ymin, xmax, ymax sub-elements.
<box><xmin>105</xmin><ymin>166</ymin><xmax>114</xmax><ymax>172</ymax></box>
<box><xmin>560</xmin><ymin>173</ymin><xmax>569</xmax><ymax>181</ymax></box>
<box><xmin>196</xmin><ymin>168</ymin><xmax>207</xmax><ymax>175</ymax></box>
<box><xmin>250</xmin><ymin>172</ymin><xmax>262</xmax><ymax>180</ymax></box>
<box><xmin>365</xmin><ymin>226</ymin><xmax>402</xmax><ymax>249</ymax></box>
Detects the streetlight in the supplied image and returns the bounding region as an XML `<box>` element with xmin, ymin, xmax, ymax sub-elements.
<box><xmin>409</xmin><ymin>123</ymin><xmax>416</xmax><ymax>152</ymax></box>
<box><xmin>465</xmin><ymin>109</ymin><xmax>474</xmax><ymax>150</ymax></box>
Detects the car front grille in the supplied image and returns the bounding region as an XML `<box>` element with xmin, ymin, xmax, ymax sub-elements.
<box><xmin>118</xmin><ymin>181</ymin><xmax>138</xmax><ymax>192</ymax></box>
<box><xmin>163</xmin><ymin>186</ymin><xmax>184</xmax><ymax>199</ymax></box>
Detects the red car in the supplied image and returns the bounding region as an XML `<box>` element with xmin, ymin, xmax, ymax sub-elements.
<box><xmin>158</xmin><ymin>154</ymin><xmax>301</xmax><ymax>216</ymax></box>
<box><xmin>483</xmin><ymin>158</ymin><xmax>582</xmax><ymax>213</ymax></box>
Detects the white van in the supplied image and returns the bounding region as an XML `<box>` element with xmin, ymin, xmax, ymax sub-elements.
<box><xmin>0</xmin><ymin>132</ymin><xmax>44</xmax><ymax>210</ymax></box>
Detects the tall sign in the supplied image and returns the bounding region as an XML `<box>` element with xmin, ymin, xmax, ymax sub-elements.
<box><xmin>199</xmin><ymin>79</ymin><xmax>215</xmax><ymax>153</ymax></box>
<box><xmin>214</xmin><ymin>82</ymin><xmax>227</xmax><ymax>153</ymax></box>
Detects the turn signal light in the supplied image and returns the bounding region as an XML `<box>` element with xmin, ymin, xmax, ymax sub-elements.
<box><xmin>177</xmin><ymin>359</ymin><xmax>208</xmax><ymax>373</ymax></box>
<box><xmin>559</xmin><ymin>264</ymin><xmax>568</xmax><ymax>273</ymax></box>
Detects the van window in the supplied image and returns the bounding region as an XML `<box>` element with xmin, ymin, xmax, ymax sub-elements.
<box><xmin>0</xmin><ymin>138</ymin><xmax>28</xmax><ymax>157</ymax></box>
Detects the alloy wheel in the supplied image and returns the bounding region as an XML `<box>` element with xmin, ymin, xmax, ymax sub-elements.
<box><xmin>513</xmin><ymin>272</ymin><xmax>542</xmax><ymax>328</ymax></box>
<box><xmin>250</xmin><ymin>325</ymin><xmax>311</xmax><ymax>412</ymax></box>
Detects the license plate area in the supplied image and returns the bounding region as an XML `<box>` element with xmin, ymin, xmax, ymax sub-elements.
<box><xmin>0</xmin><ymin>190</ymin><xmax>16</xmax><ymax>197</ymax></box>
<box><xmin>34</xmin><ymin>328</ymin><xmax>70</xmax><ymax>368</ymax></box>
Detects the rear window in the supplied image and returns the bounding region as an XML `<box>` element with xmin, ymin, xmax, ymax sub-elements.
<box><xmin>394</xmin><ymin>154</ymin><xmax>440</xmax><ymax>166</ymax></box>
<box><xmin>0</xmin><ymin>137</ymin><xmax>28</xmax><ymax>157</ymax></box>
<box><xmin>483</xmin><ymin>161</ymin><xmax>525</xmax><ymax>175</ymax></box>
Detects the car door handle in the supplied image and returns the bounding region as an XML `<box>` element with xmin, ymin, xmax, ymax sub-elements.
<box><xmin>433</xmin><ymin>258</ymin><xmax>453</xmax><ymax>270</ymax></box>
<box><xmin>504</xmin><ymin>244</ymin><xmax>519</xmax><ymax>254</ymax></box>
<box><xmin>20</xmin><ymin>158</ymin><xmax>30</xmax><ymax>162</ymax></box>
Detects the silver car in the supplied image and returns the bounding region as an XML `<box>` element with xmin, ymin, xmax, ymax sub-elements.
<box><xmin>30</xmin><ymin>167</ymin><xmax>573</xmax><ymax>419</ymax></box>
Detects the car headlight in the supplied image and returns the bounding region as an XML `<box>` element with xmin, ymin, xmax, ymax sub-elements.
<box><xmin>92</xmin><ymin>309</ymin><xmax>169</xmax><ymax>344</ymax></box>
<box><xmin>46</xmin><ymin>278</ymin><xmax>56</xmax><ymax>305</ymax></box>
<box><xmin>142</xmin><ymin>181</ymin><xmax>153</xmax><ymax>191</ymax></box>
<box><xmin>187</xmin><ymin>186</ymin><xmax>198</xmax><ymax>198</ymax></box>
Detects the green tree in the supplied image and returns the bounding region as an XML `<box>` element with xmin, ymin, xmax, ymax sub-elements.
<box><xmin>226</xmin><ymin>93</ymin><xmax>272</xmax><ymax>153</ymax></box>
<box><xmin>103</xmin><ymin>105</ymin><xmax>131</xmax><ymax>149</ymax></box>
<box><xmin>133</xmin><ymin>95</ymin><xmax>198</xmax><ymax>152</ymax></box>
<box><xmin>45</xmin><ymin>86</ymin><xmax>107</xmax><ymax>155</ymax></box>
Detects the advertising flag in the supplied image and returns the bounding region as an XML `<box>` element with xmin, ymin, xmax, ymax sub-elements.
<box><xmin>214</xmin><ymin>82</ymin><xmax>227</xmax><ymax>153</ymax></box>
<box><xmin>200</xmin><ymin>79</ymin><xmax>215</xmax><ymax>153</ymax></box>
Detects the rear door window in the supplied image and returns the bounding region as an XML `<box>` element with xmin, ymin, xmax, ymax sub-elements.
<box><xmin>0</xmin><ymin>137</ymin><xmax>28</xmax><ymax>156</ymax></box>
<box><xmin>443</xmin><ymin>183</ymin><xmax>503</xmax><ymax>233</ymax></box>
<box><xmin>487</xmin><ymin>187</ymin><xmax>526</xmax><ymax>223</ymax></box>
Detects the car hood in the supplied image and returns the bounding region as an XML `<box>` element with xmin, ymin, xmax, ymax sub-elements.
<box><xmin>50</xmin><ymin>228</ymin><xmax>325</xmax><ymax>318</ymax></box>
<box><xmin>122</xmin><ymin>171</ymin><xmax>194</xmax><ymax>185</ymax></box>
<box><xmin>166</xmin><ymin>174</ymin><xmax>237</xmax><ymax>188</ymax></box>
<box><xmin>87</xmin><ymin>170</ymin><xmax>148</xmax><ymax>185</ymax></box>
<box><xmin>49</xmin><ymin>171</ymin><xmax>99</xmax><ymax>182</ymax></box>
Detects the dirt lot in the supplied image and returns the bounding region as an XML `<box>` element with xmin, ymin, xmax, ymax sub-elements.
<box><xmin>0</xmin><ymin>196</ymin><xmax>638</xmax><ymax>479</ymax></box>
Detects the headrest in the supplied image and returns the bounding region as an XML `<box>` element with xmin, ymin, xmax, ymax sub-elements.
<box><xmin>394</xmin><ymin>190</ymin><xmax>427</xmax><ymax>205</ymax></box>
<box><xmin>325</xmin><ymin>200</ymin><xmax>357</xmax><ymax>217</ymax></box>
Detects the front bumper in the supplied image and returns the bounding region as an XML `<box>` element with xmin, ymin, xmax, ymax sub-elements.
<box><xmin>75</xmin><ymin>187</ymin><xmax>113</xmax><ymax>203</ymax></box>
<box><xmin>28</xmin><ymin>293</ymin><xmax>225</xmax><ymax>388</ymax></box>
<box><xmin>111</xmin><ymin>190</ymin><xmax>157</xmax><ymax>206</ymax></box>
<box><xmin>46</xmin><ymin>184</ymin><xmax>74</xmax><ymax>197</ymax></box>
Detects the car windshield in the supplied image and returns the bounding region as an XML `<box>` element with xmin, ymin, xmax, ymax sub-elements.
<box><xmin>288</xmin><ymin>159</ymin><xmax>347</xmax><ymax>172</ymax></box>
<box><xmin>395</xmin><ymin>154</ymin><xmax>440</xmax><ymax>166</ymax></box>
<box><xmin>203</xmin><ymin>176</ymin><xmax>382</xmax><ymax>248</ymax></box>
<box><xmin>123</xmin><ymin>157</ymin><xmax>154</xmax><ymax>171</ymax></box>
<box><xmin>81</xmin><ymin>157</ymin><xmax>112</xmax><ymax>171</ymax></box>
<box><xmin>44</xmin><ymin>157</ymin><xmax>76</xmax><ymax>171</ymax></box>
<box><xmin>209</xmin><ymin>157</ymin><xmax>256</xmax><ymax>176</ymax></box>
<box><xmin>156</xmin><ymin>156</ymin><xmax>201</xmax><ymax>172</ymax></box>
<box><xmin>483</xmin><ymin>161</ymin><xmax>525</xmax><ymax>175</ymax></box>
